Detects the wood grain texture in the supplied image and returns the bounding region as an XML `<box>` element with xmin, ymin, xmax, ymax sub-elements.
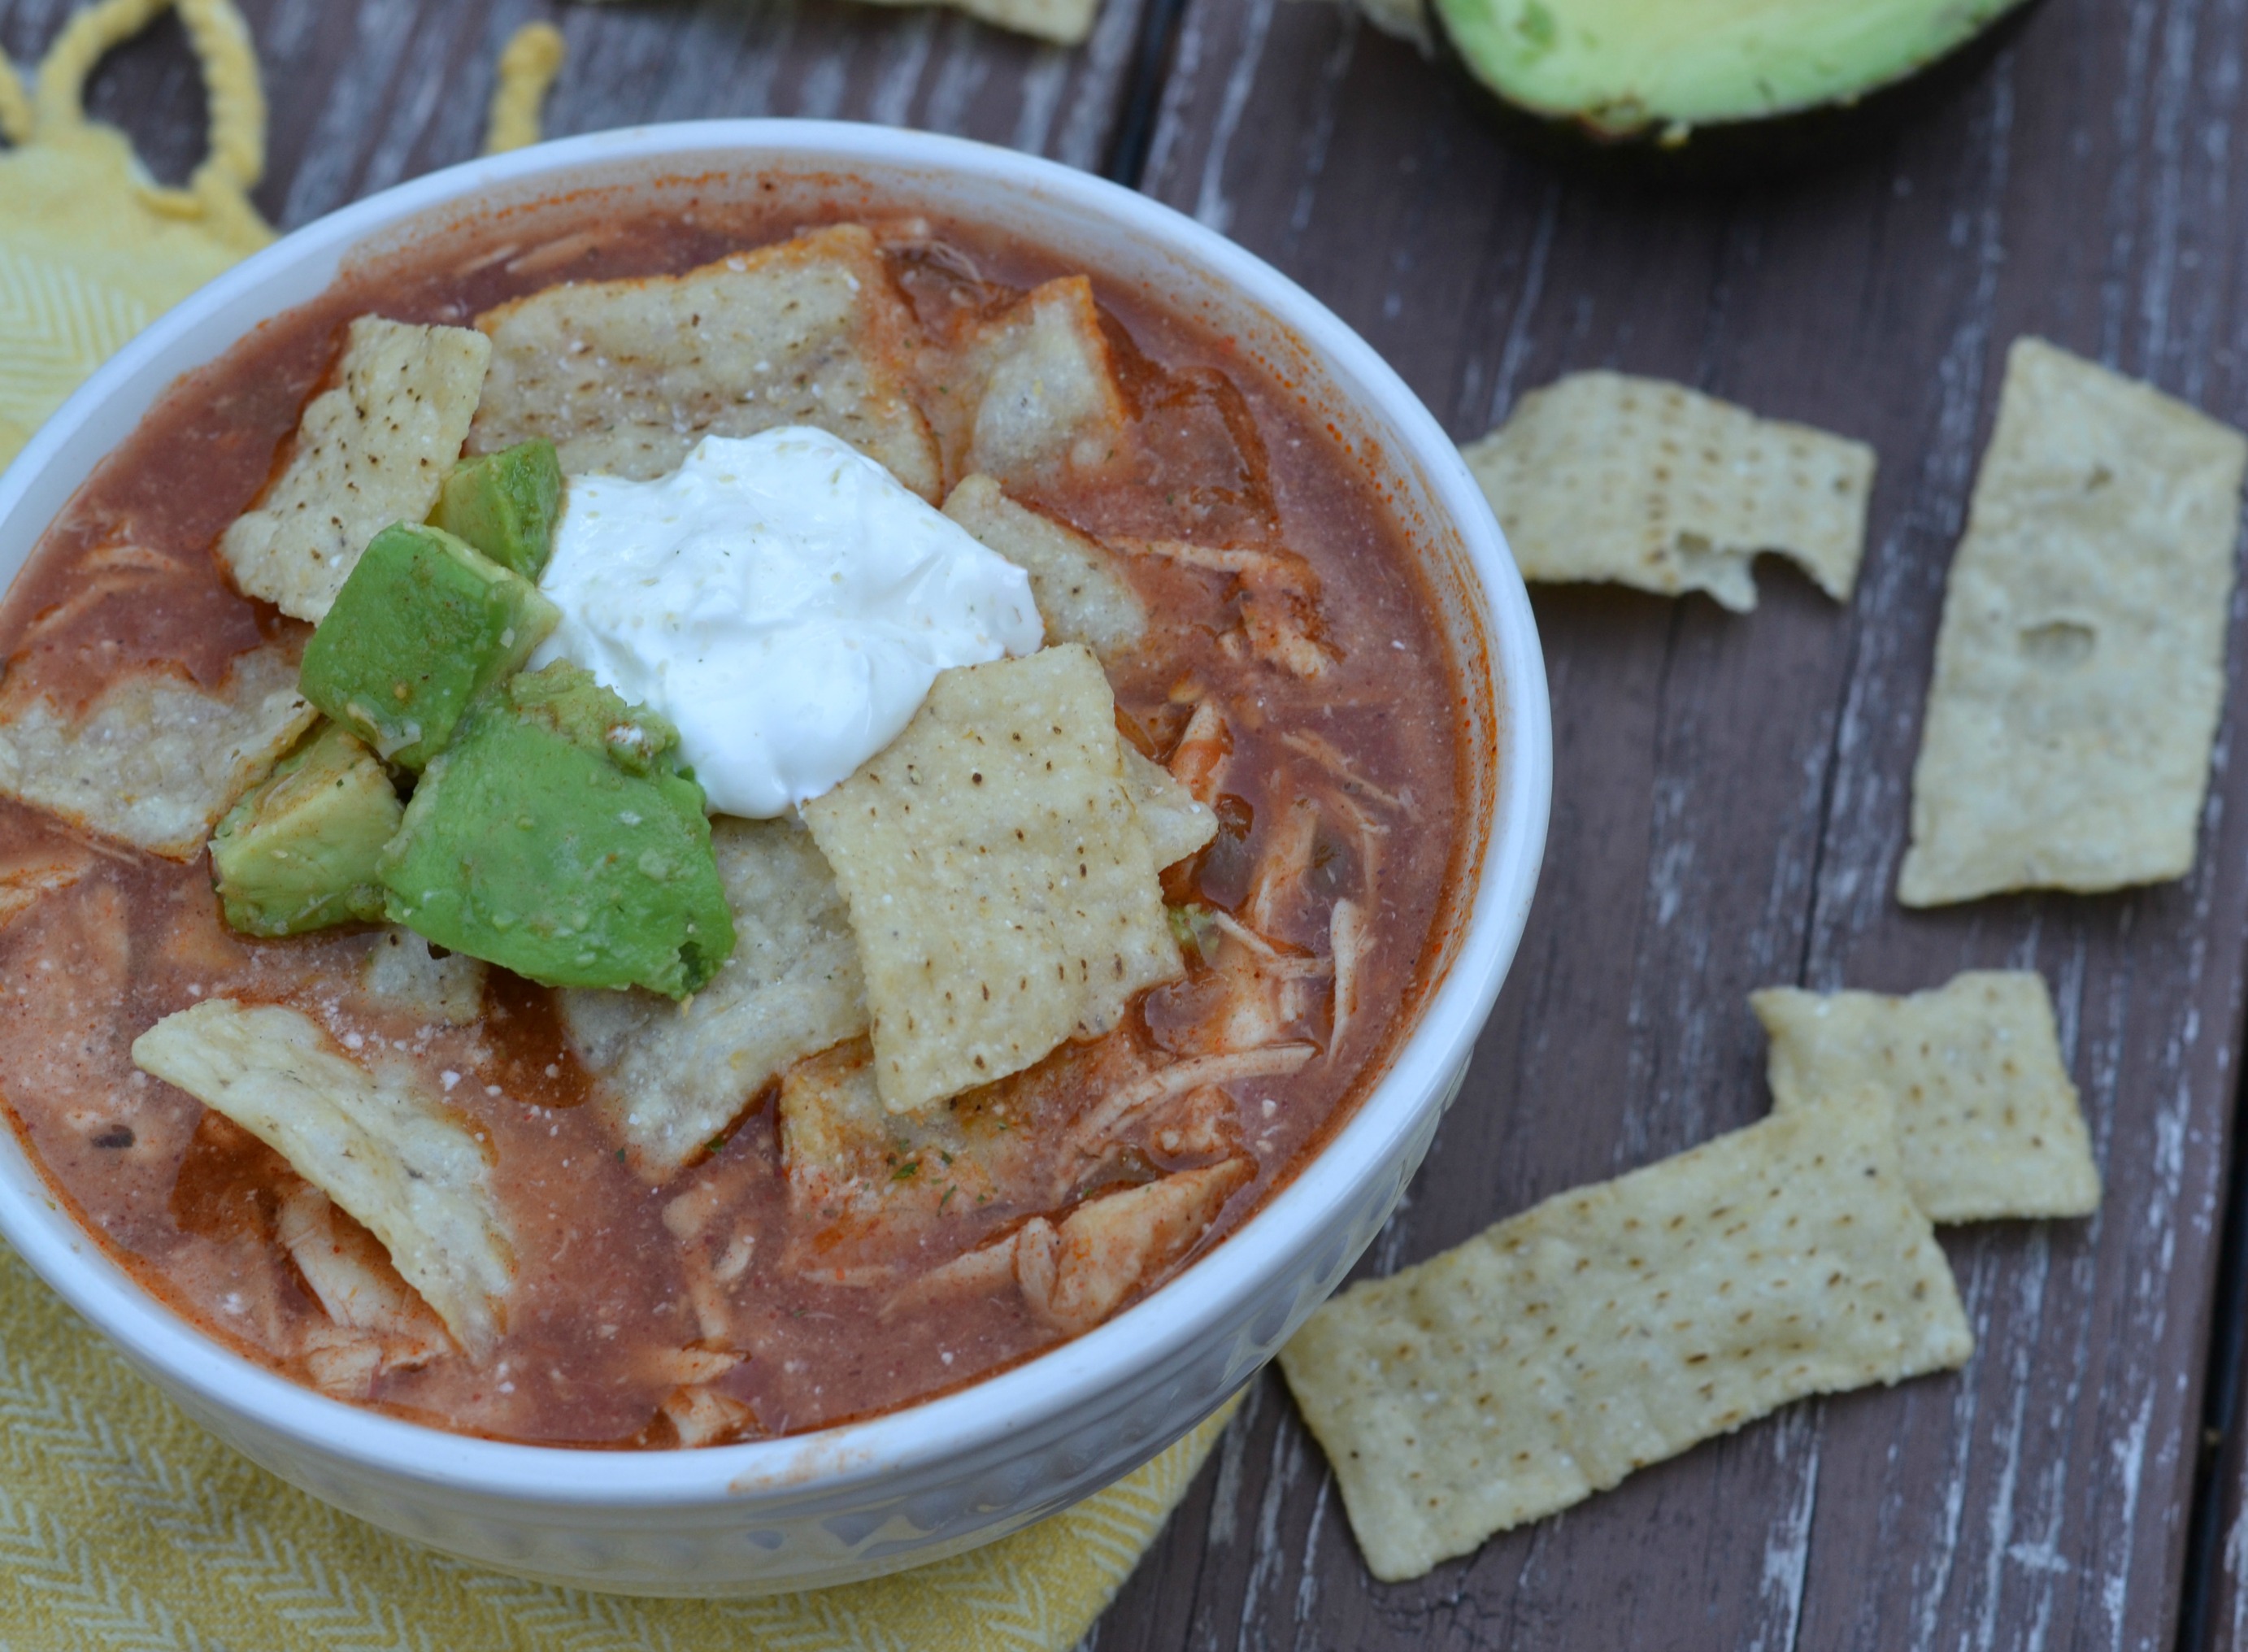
<box><xmin>0</xmin><ymin>0</ymin><xmax>1150</xmax><ymax>227</ymax></box>
<box><xmin>1093</xmin><ymin>1</ymin><xmax>2248</xmax><ymax>1647</ymax></box>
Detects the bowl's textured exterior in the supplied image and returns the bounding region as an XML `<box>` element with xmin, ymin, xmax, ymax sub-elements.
<box><xmin>0</xmin><ymin>122</ymin><xmax>1550</xmax><ymax>1597</ymax></box>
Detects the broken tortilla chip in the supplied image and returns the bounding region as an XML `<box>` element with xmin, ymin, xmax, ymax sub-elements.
<box><xmin>1752</xmin><ymin>970</ymin><xmax>2100</xmax><ymax>1223</ymax></box>
<box><xmin>802</xmin><ymin>644</ymin><xmax>1181</xmax><ymax>1112</ymax></box>
<box><xmin>566</xmin><ymin>817</ymin><xmax>868</xmax><ymax>1179</ymax></box>
<box><xmin>0</xmin><ymin>646</ymin><xmax>315</xmax><ymax>859</ymax></box>
<box><xmin>1463</xmin><ymin>370</ymin><xmax>1874</xmax><ymax>611</ymax></box>
<box><xmin>1897</xmin><ymin>338</ymin><xmax>2248</xmax><ymax>906</ymax></box>
<box><xmin>776</xmin><ymin>1039</ymin><xmax>1029</xmax><ymax>1273</ymax></box>
<box><xmin>943</xmin><ymin>473</ymin><xmax>1148</xmax><ymax>663</ymax></box>
<box><xmin>132</xmin><ymin>999</ymin><xmax>513</xmax><ymax>1359</ymax></box>
<box><xmin>470</xmin><ymin>225</ymin><xmax>941</xmax><ymax>498</ymax></box>
<box><xmin>961</xmin><ymin>278</ymin><xmax>1133</xmax><ymax>486</ymax></box>
<box><xmin>1124</xmin><ymin>746</ymin><xmax>1217</xmax><ymax>871</ymax></box>
<box><xmin>360</xmin><ymin>928</ymin><xmax>487</xmax><ymax>1029</ymax></box>
<box><xmin>1277</xmin><ymin>1098</ymin><xmax>1971</xmax><ymax>1582</ymax></box>
<box><xmin>218</xmin><ymin>316</ymin><xmax>490</xmax><ymax>622</ymax></box>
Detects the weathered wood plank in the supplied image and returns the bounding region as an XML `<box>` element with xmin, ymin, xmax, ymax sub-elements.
<box><xmin>2</xmin><ymin>0</ymin><xmax>1150</xmax><ymax>229</ymax></box>
<box><xmin>1099</xmin><ymin>0</ymin><xmax>2248</xmax><ymax>1646</ymax></box>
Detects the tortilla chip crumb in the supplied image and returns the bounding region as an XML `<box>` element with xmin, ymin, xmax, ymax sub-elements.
<box><xmin>1277</xmin><ymin>1098</ymin><xmax>1970</xmax><ymax>1581</ymax></box>
<box><xmin>1753</xmin><ymin>970</ymin><xmax>2099</xmax><ymax>1223</ymax></box>
<box><xmin>1463</xmin><ymin>370</ymin><xmax>1874</xmax><ymax>611</ymax></box>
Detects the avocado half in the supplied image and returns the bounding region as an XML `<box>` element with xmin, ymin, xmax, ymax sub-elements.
<box><xmin>1432</xmin><ymin>0</ymin><xmax>2036</xmax><ymax>144</ymax></box>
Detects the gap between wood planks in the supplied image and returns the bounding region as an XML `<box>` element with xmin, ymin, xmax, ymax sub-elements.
<box><xmin>2174</xmin><ymin>1028</ymin><xmax>2248</xmax><ymax>1652</ymax></box>
<box><xmin>1100</xmin><ymin>0</ymin><xmax>1191</xmax><ymax>183</ymax></box>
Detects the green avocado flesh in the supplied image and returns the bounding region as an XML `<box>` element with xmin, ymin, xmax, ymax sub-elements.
<box><xmin>376</xmin><ymin>663</ymin><xmax>735</xmax><ymax>998</ymax></box>
<box><xmin>428</xmin><ymin>439</ymin><xmax>564</xmax><ymax>580</ymax></box>
<box><xmin>1434</xmin><ymin>0</ymin><xmax>2030</xmax><ymax>136</ymax></box>
<box><xmin>298</xmin><ymin>522</ymin><xmax>559</xmax><ymax>771</ymax></box>
<box><xmin>211</xmin><ymin>722</ymin><xmax>402</xmax><ymax>937</ymax></box>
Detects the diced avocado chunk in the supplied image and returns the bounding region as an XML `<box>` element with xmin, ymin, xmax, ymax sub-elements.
<box><xmin>429</xmin><ymin>439</ymin><xmax>564</xmax><ymax>580</ymax></box>
<box><xmin>377</xmin><ymin>663</ymin><xmax>735</xmax><ymax>998</ymax></box>
<box><xmin>211</xmin><ymin>722</ymin><xmax>403</xmax><ymax>937</ymax></box>
<box><xmin>298</xmin><ymin>522</ymin><xmax>559</xmax><ymax>771</ymax></box>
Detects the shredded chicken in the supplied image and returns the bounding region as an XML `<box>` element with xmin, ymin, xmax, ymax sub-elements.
<box><xmin>1167</xmin><ymin>700</ymin><xmax>1233</xmax><ymax>803</ymax></box>
<box><xmin>642</xmin><ymin>1345</ymin><xmax>745</xmax><ymax>1388</ymax></box>
<box><xmin>1243</xmin><ymin>797</ymin><xmax>1320</xmax><ymax>936</ymax></box>
<box><xmin>1329</xmin><ymin>898</ymin><xmax>1370</xmax><ymax>1059</ymax></box>
<box><xmin>1281</xmin><ymin>728</ymin><xmax>1406</xmax><ymax>811</ymax></box>
<box><xmin>1115</xmin><ymin>538</ymin><xmax>1336</xmax><ymax>678</ymax></box>
<box><xmin>884</xmin><ymin>1159</ymin><xmax>1253</xmax><ymax>1333</ymax></box>
<box><xmin>1018</xmin><ymin>1159</ymin><xmax>1254</xmax><ymax>1333</ymax></box>
<box><xmin>1150</xmin><ymin>1084</ymin><xmax>1240</xmax><ymax>1160</ymax></box>
<box><xmin>277</xmin><ymin>1186</ymin><xmax>447</xmax><ymax>1397</ymax></box>
<box><xmin>659</xmin><ymin>1385</ymin><xmax>759</xmax><ymax>1448</ymax></box>
<box><xmin>1068</xmin><ymin>1044</ymin><xmax>1315</xmax><ymax>1154</ymax></box>
<box><xmin>1208</xmin><ymin>909</ymin><xmax>1331</xmax><ymax>978</ymax></box>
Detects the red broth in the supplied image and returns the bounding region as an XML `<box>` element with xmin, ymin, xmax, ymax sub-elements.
<box><xmin>0</xmin><ymin>192</ymin><xmax>1469</xmax><ymax>1446</ymax></box>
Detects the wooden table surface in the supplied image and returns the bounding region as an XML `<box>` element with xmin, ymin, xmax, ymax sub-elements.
<box><xmin>20</xmin><ymin>0</ymin><xmax>2248</xmax><ymax>1644</ymax></box>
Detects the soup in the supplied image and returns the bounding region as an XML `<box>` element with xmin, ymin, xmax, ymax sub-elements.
<box><xmin>0</xmin><ymin>188</ymin><xmax>1467</xmax><ymax>1447</ymax></box>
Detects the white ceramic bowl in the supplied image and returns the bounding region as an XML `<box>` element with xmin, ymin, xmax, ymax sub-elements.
<box><xmin>0</xmin><ymin>121</ymin><xmax>1549</xmax><ymax>1596</ymax></box>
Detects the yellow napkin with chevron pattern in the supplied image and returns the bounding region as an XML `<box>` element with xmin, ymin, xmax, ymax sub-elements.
<box><xmin>0</xmin><ymin>0</ymin><xmax>272</xmax><ymax>464</ymax></box>
<box><xmin>0</xmin><ymin>5</ymin><xmax>1232</xmax><ymax>1643</ymax></box>
<box><xmin>0</xmin><ymin>1246</ymin><xmax>1235</xmax><ymax>1647</ymax></box>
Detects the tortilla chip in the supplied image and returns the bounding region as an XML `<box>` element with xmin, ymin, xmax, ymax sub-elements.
<box><xmin>802</xmin><ymin>644</ymin><xmax>1180</xmax><ymax>1112</ymax></box>
<box><xmin>779</xmin><ymin>1040</ymin><xmax>950</xmax><ymax>1200</ymax></box>
<box><xmin>776</xmin><ymin>1040</ymin><xmax>1026</xmax><ymax>1266</ymax></box>
<box><xmin>1897</xmin><ymin>339</ymin><xmax>2247</xmax><ymax>905</ymax></box>
<box><xmin>131</xmin><ymin>999</ymin><xmax>513</xmax><ymax>1359</ymax></box>
<box><xmin>1124</xmin><ymin>746</ymin><xmax>1217</xmax><ymax>871</ymax></box>
<box><xmin>360</xmin><ymin>928</ymin><xmax>487</xmax><ymax>1029</ymax></box>
<box><xmin>0</xmin><ymin>646</ymin><xmax>316</xmax><ymax>859</ymax></box>
<box><xmin>1277</xmin><ymin>1098</ymin><xmax>1971</xmax><ymax>1581</ymax></box>
<box><xmin>1752</xmin><ymin>971</ymin><xmax>2099</xmax><ymax>1222</ymax></box>
<box><xmin>943</xmin><ymin>473</ymin><xmax>1147</xmax><ymax>662</ymax></box>
<box><xmin>963</xmin><ymin>278</ymin><xmax>1133</xmax><ymax>486</ymax></box>
<box><xmin>471</xmin><ymin>225</ymin><xmax>941</xmax><ymax>498</ymax></box>
<box><xmin>1463</xmin><ymin>371</ymin><xmax>1875</xmax><ymax>611</ymax></box>
<box><xmin>566</xmin><ymin>817</ymin><xmax>868</xmax><ymax>1178</ymax></box>
<box><xmin>218</xmin><ymin>317</ymin><xmax>490</xmax><ymax>622</ymax></box>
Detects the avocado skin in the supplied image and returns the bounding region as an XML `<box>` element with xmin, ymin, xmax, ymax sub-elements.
<box><xmin>1428</xmin><ymin>0</ymin><xmax>2040</xmax><ymax>181</ymax></box>
<box><xmin>429</xmin><ymin>440</ymin><xmax>564</xmax><ymax>581</ymax></box>
<box><xmin>298</xmin><ymin>522</ymin><xmax>559</xmax><ymax>772</ymax></box>
<box><xmin>211</xmin><ymin>722</ymin><xmax>403</xmax><ymax>937</ymax></box>
<box><xmin>377</xmin><ymin>663</ymin><xmax>736</xmax><ymax>999</ymax></box>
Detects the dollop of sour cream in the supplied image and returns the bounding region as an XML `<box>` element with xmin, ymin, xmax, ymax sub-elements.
<box><xmin>531</xmin><ymin>428</ymin><xmax>1042</xmax><ymax>818</ymax></box>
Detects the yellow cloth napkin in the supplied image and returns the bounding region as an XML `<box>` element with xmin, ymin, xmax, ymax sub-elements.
<box><xmin>0</xmin><ymin>0</ymin><xmax>272</xmax><ymax>464</ymax></box>
<box><xmin>0</xmin><ymin>5</ymin><xmax>1230</xmax><ymax>1641</ymax></box>
<box><xmin>0</xmin><ymin>1247</ymin><xmax>1235</xmax><ymax>1646</ymax></box>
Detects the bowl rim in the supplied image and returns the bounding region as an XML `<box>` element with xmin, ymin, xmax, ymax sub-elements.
<box><xmin>0</xmin><ymin>119</ymin><xmax>1550</xmax><ymax>1508</ymax></box>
